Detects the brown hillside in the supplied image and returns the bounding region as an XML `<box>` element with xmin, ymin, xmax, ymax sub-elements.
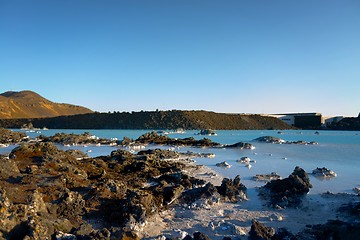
<box><xmin>0</xmin><ymin>90</ymin><xmax>93</xmax><ymax>119</ymax></box>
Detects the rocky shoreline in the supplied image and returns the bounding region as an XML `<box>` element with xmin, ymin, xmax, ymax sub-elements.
<box><xmin>0</xmin><ymin>129</ymin><xmax>359</xmax><ymax>240</ymax></box>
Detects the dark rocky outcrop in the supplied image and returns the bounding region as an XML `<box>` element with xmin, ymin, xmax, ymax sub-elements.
<box><xmin>253</xmin><ymin>172</ymin><xmax>281</xmax><ymax>182</ymax></box>
<box><xmin>39</xmin><ymin>132</ymin><xmax>118</xmax><ymax>145</ymax></box>
<box><xmin>254</xmin><ymin>136</ymin><xmax>285</xmax><ymax>144</ymax></box>
<box><xmin>134</xmin><ymin>131</ymin><xmax>222</xmax><ymax>147</ymax></box>
<box><xmin>254</xmin><ymin>136</ymin><xmax>318</xmax><ymax>145</ymax></box>
<box><xmin>1</xmin><ymin>141</ymin><xmax>244</xmax><ymax>239</ymax></box>
<box><xmin>312</xmin><ymin>167</ymin><xmax>337</xmax><ymax>178</ymax></box>
<box><xmin>0</xmin><ymin>110</ymin><xmax>294</xmax><ymax>130</ymax></box>
<box><xmin>328</xmin><ymin>115</ymin><xmax>360</xmax><ymax>131</ymax></box>
<box><xmin>182</xmin><ymin>175</ymin><xmax>247</xmax><ymax>205</ymax></box>
<box><xmin>193</xmin><ymin>231</ymin><xmax>211</xmax><ymax>240</ymax></box>
<box><xmin>259</xmin><ymin>167</ymin><xmax>312</xmax><ymax>208</ymax></box>
<box><xmin>249</xmin><ymin>220</ymin><xmax>275</xmax><ymax>240</ymax></box>
<box><xmin>196</xmin><ymin>129</ymin><xmax>217</xmax><ymax>136</ymax></box>
<box><xmin>297</xmin><ymin>220</ymin><xmax>360</xmax><ymax>240</ymax></box>
<box><xmin>0</xmin><ymin>128</ymin><xmax>28</xmax><ymax>144</ymax></box>
<box><xmin>223</xmin><ymin>142</ymin><xmax>255</xmax><ymax>149</ymax></box>
<box><xmin>217</xmin><ymin>176</ymin><xmax>247</xmax><ymax>202</ymax></box>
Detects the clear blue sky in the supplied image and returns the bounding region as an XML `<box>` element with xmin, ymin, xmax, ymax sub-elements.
<box><xmin>1</xmin><ymin>0</ymin><xmax>359</xmax><ymax>116</ymax></box>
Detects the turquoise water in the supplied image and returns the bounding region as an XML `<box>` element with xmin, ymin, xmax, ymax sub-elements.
<box><xmin>3</xmin><ymin>129</ymin><xmax>360</xmax><ymax>194</ymax></box>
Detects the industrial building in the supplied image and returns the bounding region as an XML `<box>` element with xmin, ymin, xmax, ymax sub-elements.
<box><xmin>265</xmin><ymin>113</ymin><xmax>323</xmax><ymax>129</ymax></box>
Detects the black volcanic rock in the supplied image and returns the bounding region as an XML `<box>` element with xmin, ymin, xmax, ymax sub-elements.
<box><xmin>249</xmin><ymin>220</ymin><xmax>275</xmax><ymax>240</ymax></box>
<box><xmin>224</xmin><ymin>141</ymin><xmax>254</xmax><ymax>149</ymax></box>
<box><xmin>0</xmin><ymin>128</ymin><xmax>28</xmax><ymax>144</ymax></box>
<box><xmin>297</xmin><ymin>220</ymin><xmax>360</xmax><ymax>240</ymax></box>
<box><xmin>2</xmin><ymin>143</ymin><xmax>213</xmax><ymax>239</ymax></box>
<box><xmin>254</xmin><ymin>136</ymin><xmax>284</xmax><ymax>143</ymax></box>
<box><xmin>217</xmin><ymin>175</ymin><xmax>247</xmax><ymax>202</ymax></box>
<box><xmin>259</xmin><ymin>166</ymin><xmax>312</xmax><ymax>208</ymax></box>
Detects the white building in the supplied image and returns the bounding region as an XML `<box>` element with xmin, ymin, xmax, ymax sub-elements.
<box><xmin>323</xmin><ymin>116</ymin><xmax>343</xmax><ymax>127</ymax></box>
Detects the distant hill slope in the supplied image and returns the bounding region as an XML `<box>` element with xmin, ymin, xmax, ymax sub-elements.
<box><xmin>0</xmin><ymin>110</ymin><xmax>294</xmax><ymax>130</ymax></box>
<box><xmin>327</xmin><ymin>114</ymin><xmax>360</xmax><ymax>131</ymax></box>
<box><xmin>0</xmin><ymin>90</ymin><xmax>93</xmax><ymax>119</ymax></box>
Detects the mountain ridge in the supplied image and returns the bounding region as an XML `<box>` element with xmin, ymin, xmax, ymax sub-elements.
<box><xmin>0</xmin><ymin>110</ymin><xmax>295</xmax><ymax>130</ymax></box>
<box><xmin>0</xmin><ymin>90</ymin><xmax>93</xmax><ymax>119</ymax></box>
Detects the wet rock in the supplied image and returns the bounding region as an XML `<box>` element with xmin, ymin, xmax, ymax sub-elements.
<box><xmin>312</xmin><ymin>167</ymin><xmax>337</xmax><ymax>178</ymax></box>
<box><xmin>10</xmin><ymin>142</ymin><xmax>71</xmax><ymax>164</ymax></box>
<box><xmin>55</xmin><ymin>231</ymin><xmax>77</xmax><ymax>240</ymax></box>
<box><xmin>119</xmin><ymin>136</ymin><xmax>134</xmax><ymax>146</ymax></box>
<box><xmin>137</xmin><ymin>148</ymin><xmax>180</xmax><ymax>160</ymax></box>
<box><xmin>254</xmin><ymin>136</ymin><xmax>285</xmax><ymax>144</ymax></box>
<box><xmin>259</xmin><ymin>166</ymin><xmax>312</xmax><ymax>208</ymax></box>
<box><xmin>181</xmin><ymin>151</ymin><xmax>215</xmax><ymax>158</ymax></box>
<box><xmin>136</xmin><ymin>131</ymin><xmax>222</xmax><ymax>147</ymax></box>
<box><xmin>193</xmin><ymin>231</ymin><xmax>211</xmax><ymax>240</ymax></box>
<box><xmin>253</xmin><ymin>172</ymin><xmax>281</xmax><ymax>182</ymax></box>
<box><xmin>217</xmin><ymin>176</ymin><xmax>247</xmax><ymax>202</ymax></box>
<box><xmin>136</xmin><ymin>131</ymin><xmax>171</xmax><ymax>144</ymax></box>
<box><xmin>272</xmin><ymin>228</ymin><xmax>295</xmax><ymax>240</ymax></box>
<box><xmin>196</xmin><ymin>129</ymin><xmax>217</xmax><ymax>136</ymax></box>
<box><xmin>224</xmin><ymin>142</ymin><xmax>255</xmax><ymax>149</ymax></box>
<box><xmin>183</xmin><ymin>235</ymin><xmax>193</xmax><ymax>240</ymax></box>
<box><xmin>354</xmin><ymin>187</ymin><xmax>360</xmax><ymax>195</ymax></box>
<box><xmin>338</xmin><ymin>202</ymin><xmax>360</xmax><ymax>220</ymax></box>
<box><xmin>104</xmin><ymin>190</ymin><xmax>161</xmax><ymax>229</ymax></box>
<box><xmin>249</xmin><ymin>220</ymin><xmax>275</xmax><ymax>240</ymax></box>
<box><xmin>254</xmin><ymin>136</ymin><xmax>318</xmax><ymax>145</ymax></box>
<box><xmin>0</xmin><ymin>128</ymin><xmax>28</xmax><ymax>144</ymax></box>
<box><xmin>163</xmin><ymin>185</ymin><xmax>185</xmax><ymax>205</ymax></box>
<box><xmin>110</xmin><ymin>149</ymin><xmax>135</xmax><ymax>161</ymax></box>
<box><xmin>216</xmin><ymin>161</ymin><xmax>231</xmax><ymax>168</ymax></box>
<box><xmin>181</xmin><ymin>182</ymin><xmax>220</xmax><ymax>207</ymax></box>
<box><xmin>0</xmin><ymin>138</ymin><xmax>223</xmax><ymax>239</ymax></box>
<box><xmin>40</xmin><ymin>132</ymin><xmax>117</xmax><ymax>146</ymax></box>
<box><xmin>65</xmin><ymin>149</ymin><xmax>89</xmax><ymax>160</ymax></box>
<box><xmin>297</xmin><ymin>220</ymin><xmax>360</xmax><ymax>240</ymax></box>
<box><xmin>236</xmin><ymin>156</ymin><xmax>251</xmax><ymax>164</ymax></box>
